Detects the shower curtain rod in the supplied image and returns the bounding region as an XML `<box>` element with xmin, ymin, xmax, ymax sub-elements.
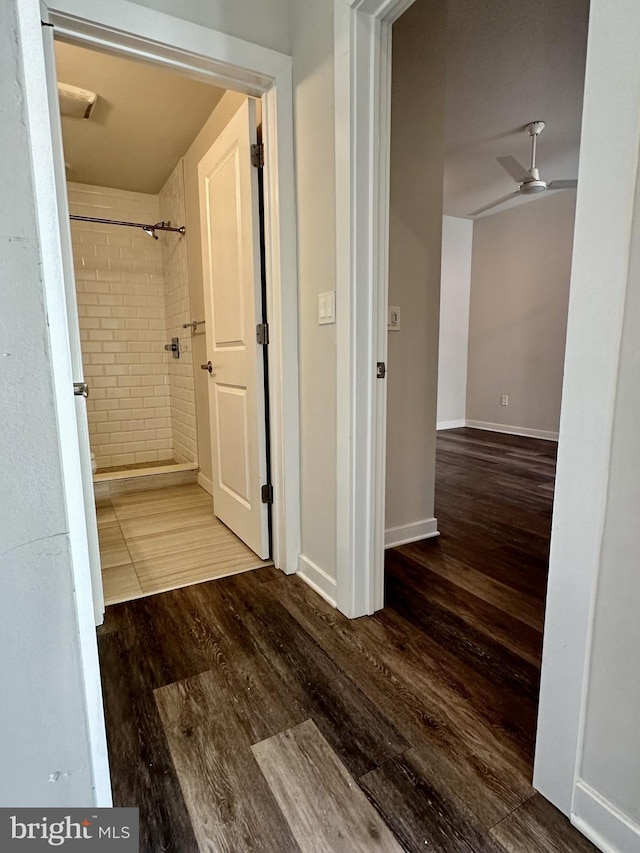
<box><xmin>69</xmin><ymin>214</ymin><xmax>185</xmax><ymax>240</ymax></box>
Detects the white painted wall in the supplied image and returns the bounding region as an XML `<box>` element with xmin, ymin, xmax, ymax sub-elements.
<box><xmin>289</xmin><ymin>0</ymin><xmax>338</xmax><ymax>589</ymax></box>
<box><xmin>437</xmin><ymin>215</ymin><xmax>472</xmax><ymax>428</ymax></box>
<box><xmin>574</xmin><ymin>171</ymin><xmax>640</xmax><ymax>847</ymax></box>
<box><xmin>0</xmin><ymin>0</ymin><xmax>101</xmax><ymax>806</ymax></box>
<box><xmin>385</xmin><ymin>0</ymin><xmax>447</xmax><ymax>540</ymax></box>
<box><xmin>101</xmin><ymin>0</ymin><xmax>290</xmax><ymax>54</ymax></box>
<box><xmin>533</xmin><ymin>2</ymin><xmax>640</xmax><ymax>848</ymax></box>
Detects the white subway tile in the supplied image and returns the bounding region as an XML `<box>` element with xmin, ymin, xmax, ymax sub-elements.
<box><xmin>96</xmin><ymin>270</ymin><xmax>123</xmax><ymax>282</ymax></box>
<box><xmin>135</xmin><ymin>451</ymin><xmax>159</xmax><ymax>464</ymax></box>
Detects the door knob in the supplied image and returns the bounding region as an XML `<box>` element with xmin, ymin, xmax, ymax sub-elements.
<box><xmin>200</xmin><ymin>361</ymin><xmax>213</xmax><ymax>373</ymax></box>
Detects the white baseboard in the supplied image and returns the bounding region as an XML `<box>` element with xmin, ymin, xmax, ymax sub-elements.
<box><xmin>297</xmin><ymin>555</ymin><xmax>337</xmax><ymax>607</ymax></box>
<box><xmin>385</xmin><ymin>517</ymin><xmax>439</xmax><ymax>549</ymax></box>
<box><xmin>465</xmin><ymin>419</ymin><xmax>559</xmax><ymax>442</ymax></box>
<box><xmin>197</xmin><ymin>471</ymin><xmax>214</xmax><ymax>496</ymax></box>
<box><xmin>572</xmin><ymin>780</ymin><xmax>640</xmax><ymax>853</ymax></box>
<box><xmin>436</xmin><ymin>419</ymin><xmax>466</xmax><ymax>430</ymax></box>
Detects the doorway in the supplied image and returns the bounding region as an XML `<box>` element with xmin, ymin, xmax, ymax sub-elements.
<box><xmin>334</xmin><ymin>0</ymin><xmax>640</xmax><ymax>842</ymax></box>
<box><xmin>43</xmin><ymin>1</ymin><xmax>299</xmax><ymax>600</ymax></box>
<box><xmin>34</xmin><ymin>0</ymin><xmax>300</xmax><ymax>802</ymax></box>
<box><xmin>380</xmin><ymin>0</ymin><xmax>588</xmax><ymax>839</ymax></box>
<box><xmin>53</xmin><ymin>38</ymin><xmax>274</xmax><ymax>606</ymax></box>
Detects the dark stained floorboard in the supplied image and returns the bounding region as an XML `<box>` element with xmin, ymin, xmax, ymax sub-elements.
<box><xmin>98</xmin><ymin>630</ymin><xmax>199</xmax><ymax>853</ymax></box>
<box><xmin>155</xmin><ymin>671</ymin><xmax>301</xmax><ymax>853</ymax></box>
<box><xmin>98</xmin><ymin>428</ymin><xmax>597</xmax><ymax>853</ymax></box>
<box><xmin>214</xmin><ymin>570</ymin><xmax>410</xmax><ymax>777</ymax></box>
<box><xmin>361</xmin><ymin>755</ymin><xmax>505</xmax><ymax>853</ymax></box>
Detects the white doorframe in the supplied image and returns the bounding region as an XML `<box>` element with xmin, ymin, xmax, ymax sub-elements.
<box><xmin>46</xmin><ymin>0</ymin><xmax>302</xmax><ymax>577</ymax></box>
<box><xmin>533</xmin><ymin>0</ymin><xmax>640</xmax><ymax>834</ymax></box>
<box><xmin>334</xmin><ymin>0</ymin><xmax>415</xmax><ymax>619</ymax></box>
<box><xmin>334</xmin><ymin>0</ymin><xmax>640</xmax><ymax>836</ymax></box>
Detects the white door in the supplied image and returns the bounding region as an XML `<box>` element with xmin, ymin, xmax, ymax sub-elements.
<box><xmin>198</xmin><ymin>100</ymin><xmax>270</xmax><ymax>559</ymax></box>
<box><xmin>42</xmin><ymin>19</ymin><xmax>104</xmax><ymax>623</ymax></box>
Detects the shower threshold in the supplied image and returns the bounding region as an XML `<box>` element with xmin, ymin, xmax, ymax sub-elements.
<box><xmin>94</xmin><ymin>460</ymin><xmax>198</xmax><ymax>482</ymax></box>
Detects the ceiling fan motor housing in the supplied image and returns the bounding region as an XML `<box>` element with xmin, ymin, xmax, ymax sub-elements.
<box><xmin>521</xmin><ymin>179</ymin><xmax>546</xmax><ymax>194</ymax></box>
<box><xmin>526</xmin><ymin>120</ymin><xmax>546</xmax><ymax>136</ymax></box>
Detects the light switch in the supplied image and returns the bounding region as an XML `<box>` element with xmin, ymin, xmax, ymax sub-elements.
<box><xmin>388</xmin><ymin>306</ymin><xmax>401</xmax><ymax>331</ymax></box>
<box><xmin>318</xmin><ymin>291</ymin><xmax>336</xmax><ymax>325</ymax></box>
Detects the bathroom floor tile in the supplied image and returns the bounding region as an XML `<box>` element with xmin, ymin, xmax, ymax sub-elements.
<box><xmin>111</xmin><ymin>483</ymin><xmax>209</xmax><ymax>519</ymax></box>
<box><xmin>98</xmin><ymin>484</ymin><xmax>270</xmax><ymax>605</ymax></box>
<box><xmin>96</xmin><ymin>503</ymin><xmax>117</xmax><ymax>526</ymax></box>
<box><xmin>102</xmin><ymin>562</ymin><xmax>144</xmax><ymax>605</ymax></box>
<box><xmin>98</xmin><ymin>522</ymin><xmax>131</xmax><ymax>570</ymax></box>
<box><xmin>117</xmin><ymin>505</ymin><xmax>217</xmax><ymax>540</ymax></box>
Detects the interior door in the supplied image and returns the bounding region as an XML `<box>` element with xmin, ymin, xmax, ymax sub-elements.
<box><xmin>198</xmin><ymin>100</ymin><xmax>270</xmax><ymax>559</ymax></box>
<box><xmin>41</xmin><ymin>17</ymin><xmax>105</xmax><ymax>623</ymax></box>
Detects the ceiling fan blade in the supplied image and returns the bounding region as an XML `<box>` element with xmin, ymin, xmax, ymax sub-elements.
<box><xmin>546</xmin><ymin>179</ymin><xmax>578</xmax><ymax>190</ymax></box>
<box><xmin>497</xmin><ymin>156</ymin><xmax>532</xmax><ymax>183</ymax></box>
<box><xmin>468</xmin><ymin>191</ymin><xmax>521</xmax><ymax>217</ymax></box>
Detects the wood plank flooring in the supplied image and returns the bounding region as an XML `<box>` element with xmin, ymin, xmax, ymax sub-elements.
<box><xmin>252</xmin><ymin>720</ymin><xmax>404</xmax><ymax>852</ymax></box>
<box><xmin>98</xmin><ymin>428</ymin><xmax>598</xmax><ymax>852</ymax></box>
<box><xmin>97</xmin><ymin>483</ymin><xmax>270</xmax><ymax>605</ymax></box>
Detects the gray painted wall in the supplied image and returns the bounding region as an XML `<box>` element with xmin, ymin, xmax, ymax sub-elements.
<box><xmin>466</xmin><ymin>192</ymin><xmax>576</xmax><ymax>435</ymax></box>
<box><xmin>385</xmin><ymin>0</ymin><xmax>447</xmax><ymax>531</ymax></box>
<box><xmin>0</xmin><ymin>3</ymin><xmax>97</xmax><ymax>806</ymax></box>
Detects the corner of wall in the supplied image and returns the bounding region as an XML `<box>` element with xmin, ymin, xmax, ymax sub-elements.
<box><xmin>159</xmin><ymin>161</ymin><xmax>198</xmax><ymax>466</ymax></box>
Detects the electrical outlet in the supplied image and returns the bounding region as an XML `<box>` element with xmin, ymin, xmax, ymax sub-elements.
<box><xmin>501</xmin><ymin>394</ymin><xmax>509</xmax><ymax>406</ymax></box>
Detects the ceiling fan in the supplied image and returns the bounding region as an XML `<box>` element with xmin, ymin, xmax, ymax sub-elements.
<box><xmin>469</xmin><ymin>121</ymin><xmax>578</xmax><ymax>217</ymax></box>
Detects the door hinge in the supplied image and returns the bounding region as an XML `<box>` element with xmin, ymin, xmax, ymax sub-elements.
<box><xmin>251</xmin><ymin>143</ymin><xmax>264</xmax><ymax>169</ymax></box>
<box><xmin>256</xmin><ymin>323</ymin><xmax>269</xmax><ymax>345</ymax></box>
<box><xmin>376</xmin><ymin>362</ymin><xmax>386</xmax><ymax>379</ymax></box>
<box><xmin>261</xmin><ymin>484</ymin><xmax>273</xmax><ymax>504</ymax></box>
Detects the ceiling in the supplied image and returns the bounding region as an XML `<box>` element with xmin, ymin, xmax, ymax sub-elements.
<box><xmin>442</xmin><ymin>0</ymin><xmax>590</xmax><ymax>218</ymax></box>
<box><xmin>56</xmin><ymin>0</ymin><xmax>589</xmax><ymax>209</ymax></box>
<box><xmin>55</xmin><ymin>41</ymin><xmax>226</xmax><ymax>194</ymax></box>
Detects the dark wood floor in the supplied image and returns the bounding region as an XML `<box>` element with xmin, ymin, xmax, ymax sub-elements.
<box><xmin>98</xmin><ymin>428</ymin><xmax>598</xmax><ymax>852</ymax></box>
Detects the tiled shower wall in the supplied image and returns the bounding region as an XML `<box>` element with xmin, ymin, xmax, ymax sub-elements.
<box><xmin>159</xmin><ymin>161</ymin><xmax>198</xmax><ymax>464</ymax></box>
<box><xmin>69</xmin><ymin>183</ymin><xmax>174</xmax><ymax>470</ymax></box>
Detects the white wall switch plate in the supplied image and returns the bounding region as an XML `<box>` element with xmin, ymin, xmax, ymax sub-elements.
<box><xmin>501</xmin><ymin>394</ymin><xmax>509</xmax><ymax>406</ymax></box>
<box><xmin>388</xmin><ymin>306</ymin><xmax>401</xmax><ymax>330</ymax></box>
<box><xmin>318</xmin><ymin>291</ymin><xmax>336</xmax><ymax>325</ymax></box>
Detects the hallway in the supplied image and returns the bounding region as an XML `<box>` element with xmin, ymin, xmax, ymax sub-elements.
<box><xmin>97</xmin><ymin>429</ymin><xmax>596</xmax><ymax>852</ymax></box>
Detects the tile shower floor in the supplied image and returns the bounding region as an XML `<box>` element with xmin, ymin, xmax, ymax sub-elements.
<box><xmin>97</xmin><ymin>483</ymin><xmax>271</xmax><ymax>605</ymax></box>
